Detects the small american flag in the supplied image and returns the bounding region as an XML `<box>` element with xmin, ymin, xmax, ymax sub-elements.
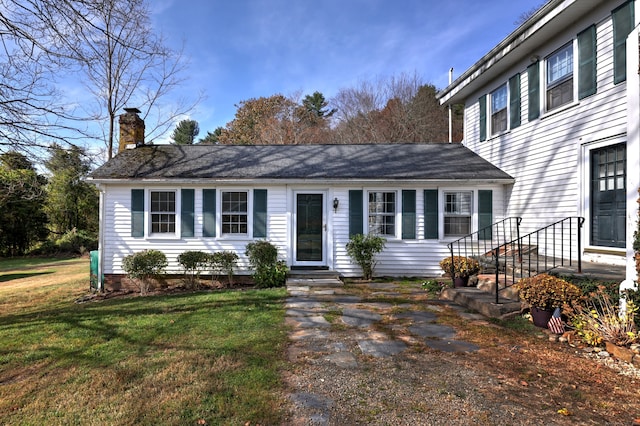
<box><xmin>548</xmin><ymin>307</ymin><xmax>564</xmax><ymax>334</ymax></box>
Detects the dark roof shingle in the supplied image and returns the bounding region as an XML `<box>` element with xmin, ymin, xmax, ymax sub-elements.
<box><xmin>89</xmin><ymin>143</ymin><xmax>513</xmax><ymax>181</ymax></box>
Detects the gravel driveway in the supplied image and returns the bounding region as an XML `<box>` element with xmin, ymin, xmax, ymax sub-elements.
<box><xmin>281</xmin><ymin>279</ymin><xmax>640</xmax><ymax>425</ymax></box>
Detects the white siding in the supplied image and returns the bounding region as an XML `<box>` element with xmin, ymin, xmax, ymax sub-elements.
<box><xmin>101</xmin><ymin>182</ymin><xmax>507</xmax><ymax>279</ymax></box>
<box><xmin>462</xmin><ymin>8</ymin><xmax>629</xmax><ymax>245</ymax></box>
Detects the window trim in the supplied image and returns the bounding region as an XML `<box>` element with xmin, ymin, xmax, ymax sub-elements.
<box><xmin>545</xmin><ymin>41</ymin><xmax>576</xmax><ymax>112</ymax></box>
<box><xmin>490</xmin><ymin>83</ymin><xmax>508</xmax><ymax>136</ymax></box>
<box><xmin>220</xmin><ymin>190</ymin><xmax>250</xmax><ymax>236</ymax></box>
<box><xmin>147</xmin><ymin>189</ymin><xmax>179</xmax><ymax>239</ymax></box>
<box><xmin>442</xmin><ymin>190</ymin><xmax>474</xmax><ymax>238</ymax></box>
<box><xmin>366</xmin><ymin>190</ymin><xmax>398</xmax><ymax>238</ymax></box>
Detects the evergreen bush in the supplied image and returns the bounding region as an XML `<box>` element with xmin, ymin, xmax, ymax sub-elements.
<box><xmin>345</xmin><ymin>234</ymin><xmax>386</xmax><ymax>280</ymax></box>
<box><xmin>122</xmin><ymin>249</ymin><xmax>167</xmax><ymax>294</ymax></box>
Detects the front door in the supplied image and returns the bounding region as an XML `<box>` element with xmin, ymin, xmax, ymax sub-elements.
<box><xmin>591</xmin><ymin>143</ymin><xmax>626</xmax><ymax>248</ymax></box>
<box><xmin>295</xmin><ymin>193</ymin><xmax>325</xmax><ymax>265</ymax></box>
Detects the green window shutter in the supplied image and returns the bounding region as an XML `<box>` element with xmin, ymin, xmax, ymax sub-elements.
<box><xmin>253</xmin><ymin>189</ymin><xmax>267</xmax><ymax>238</ymax></box>
<box><xmin>202</xmin><ymin>189</ymin><xmax>216</xmax><ymax>237</ymax></box>
<box><xmin>527</xmin><ymin>62</ymin><xmax>540</xmax><ymax>121</ymax></box>
<box><xmin>349</xmin><ymin>190</ymin><xmax>363</xmax><ymax>237</ymax></box>
<box><xmin>131</xmin><ymin>189</ymin><xmax>144</xmax><ymax>237</ymax></box>
<box><xmin>578</xmin><ymin>25</ymin><xmax>597</xmax><ymax>99</ymax></box>
<box><xmin>478</xmin><ymin>95</ymin><xmax>487</xmax><ymax>141</ymax></box>
<box><xmin>509</xmin><ymin>73</ymin><xmax>521</xmax><ymax>129</ymax></box>
<box><xmin>612</xmin><ymin>1</ymin><xmax>634</xmax><ymax>84</ymax></box>
<box><xmin>401</xmin><ymin>190</ymin><xmax>416</xmax><ymax>239</ymax></box>
<box><xmin>478</xmin><ymin>190</ymin><xmax>493</xmax><ymax>241</ymax></box>
<box><xmin>423</xmin><ymin>189</ymin><xmax>438</xmax><ymax>239</ymax></box>
<box><xmin>181</xmin><ymin>189</ymin><xmax>195</xmax><ymax>238</ymax></box>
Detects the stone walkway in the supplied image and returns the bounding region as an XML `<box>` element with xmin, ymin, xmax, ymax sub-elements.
<box><xmin>284</xmin><ymin>277</ymin><xmax>484</xmax><ymax>424</ymax></box>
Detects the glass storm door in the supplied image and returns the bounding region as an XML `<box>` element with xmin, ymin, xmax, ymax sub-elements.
<box><xmin>295</xmin><ymin>193</ymin><xmax>324</xmax><ymax>263</ymax></box>
<box><xmin>591</xmin><ymin>143</ymin><xmax>626</xmax><ymax>248</ymax></box>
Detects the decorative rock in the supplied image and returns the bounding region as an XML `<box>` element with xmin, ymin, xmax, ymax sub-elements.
<box><xmin>597</xmin><ymin>351</ymin><xmax>611</xmax><ymax>358</ymax></box>
<box><xmin>605</xmin><ymin>341</ymin><xmax>636</xmax><ymax>363</ymax></box>
<box><xmin>558</xmin><ymin>336</ymin><xmax>568</xmax><ymax>343</ymax></box>
<box><xmin>548</xmin><ymin>334</ymin><xmax>559</xmax><ymax>342</ymax></box>
<box><xmin>631</xmin><ymin>343</ymin><xmax>640</xmax><ymax>354</ymax></box>
<box><xmin>633</xmin><ymin>355</ymin><xmax>640</xmax><ymax>369</ymax></box>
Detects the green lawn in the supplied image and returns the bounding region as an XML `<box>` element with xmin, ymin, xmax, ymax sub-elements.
<box><xmin>0</xmin><ymin>258</ymin><xmax>289</xmax><ymax>425</ymax></box>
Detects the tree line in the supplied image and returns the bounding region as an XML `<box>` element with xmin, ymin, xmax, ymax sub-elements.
<box><xmin>170</xmin><ymin>73</ymin><xmax>463</xmax><ymax>146</ymax></box>
<box><xmin>0</xmin><ymin>147</ymin><xmax>98</xmax><ymax>257</ymax></box>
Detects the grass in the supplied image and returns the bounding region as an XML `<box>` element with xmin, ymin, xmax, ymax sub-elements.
<box><xmin>0</xmin><ymin>257</ymin><xmax>289</xmax><ymax>425</ymax></box>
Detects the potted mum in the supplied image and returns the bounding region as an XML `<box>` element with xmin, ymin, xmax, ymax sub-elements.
<box><xmin>514</xmin><ymin>273</ymin><xmax>582</xmax><ymax>328</ymax></box>
<box><xmin>439</xmin><ymin>256</ymin><xmax>480</xmax><ymax>287</ymax></box>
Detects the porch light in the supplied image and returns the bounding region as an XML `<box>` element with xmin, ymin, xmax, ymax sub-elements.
<box><xmin>333</xmin><ymin>197</ymin><xmax>339</xmax><ymax>212</ymax></box>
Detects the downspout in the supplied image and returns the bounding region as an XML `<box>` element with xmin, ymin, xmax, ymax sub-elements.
<box><xmin>97</xmin><ymin>184</ymin><xmax>106</xmax><ymax>292</ymax></box>
<box><xmin>448</xmin><ymin>67</ymin><xmax>453</xmax><ymax>143</ymax></box>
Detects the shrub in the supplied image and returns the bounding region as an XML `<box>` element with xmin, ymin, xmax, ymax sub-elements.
<box><xmin>208</xmin><ymin>251</ymin><xmax>239</xmax><ymax>287</ymax></box>
<box><xmin>177</xmin><ymin>250</ymin><xmax>210</xmax><ymax>289</ymax></box>
<box><xmin>245</xmin><ymin>240</ymin><xmax>287</xmax><ymax>288</ymax></box>
<box><xmin>439</xmin><ymin>256</ymin><xmax>480</xmax><ymax>278</ymax></box>
<box><xmin>253</xmin><ymin>260</ymin><xmax>288</xmax><ymax>288</ymax></box>
<box><xmin>422</xmin><ymin>279</ymin><xmax>447</xmax><ymax>295</ymax></box>
<box><xmin>245</xmin><ymin>240</ymin><xmax>278</xmax><ymax>270</ymax></box>
<box><xmin>514</xmin><ymin>273</ymin><xmax>582</xmax><ymax>310</ymax></box>
<box><xmin>122</xmin><ymin>249</ymin><xmax>167</xmax><ymax>295</ymax></box>
<box><xmin>568</xmin><ymin>286</ymin><xmax>638</xmax><ymax>347</ymax></box>
<box><xmin>345</xmin><ymin>234</ymin><xmax>386</xmax><ymax>280</ymax></box>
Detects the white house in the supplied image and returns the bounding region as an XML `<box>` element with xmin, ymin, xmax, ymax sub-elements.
<box><xmin>437</xmin><ymin>0</ymin><xmax>639</xmax><ymax>292</ymax></box>
<box><xmin>87</xmin><ymin>110</ymin><xmax>514</xmax><ymax>290</ymax></box>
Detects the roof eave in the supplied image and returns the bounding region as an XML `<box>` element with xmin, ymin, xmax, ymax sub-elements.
<box><xmin>437</xmin><ymin>0</ymin><xmax>604</xmax><ymax>105</ymax></box>
<box><xmin>87</xmin><ymin>177</ymin><xmax>515</xmax><ymax>185</ymax></box>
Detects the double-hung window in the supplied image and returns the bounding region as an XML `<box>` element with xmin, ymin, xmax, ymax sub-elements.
<box><xmin>444</xmin><ymin>191</ymin><xmax>472</xmax><ymax>236</ymax></box>
<box><xmin>150</xmin><ymin>191</ymin><xmax>176</xmax><ymax>234</ymax></box>
<box><xmin>221</xmin><ymin>191</ymin><xmax>248</xmax><ymax>234</ymax></box>
<box><xmin>546</xmin><ymin>43</ymin><xmax>574</xmax><ymax>110</ymax></box>
<box><xmin>368</xmin><ymin>191</ymin><xmax>395</xmax><ymax>236</ymax></box>
<box><xmin>490</xmin><ymin>84</ymin><xmax>508</xmax><ymax>135</ymax></box>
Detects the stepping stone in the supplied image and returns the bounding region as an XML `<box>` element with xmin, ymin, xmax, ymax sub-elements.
<box><xmin>408</xmin><ymin>323</ymin><xmax>456</xmax><ymax>339</ymax></box>
<box><xmin>313</xmin><ymin>289</ymin><xmax>336</xmax><ymax>295</ymax></box>
<box><xmin>457</xmin><ymin>312</ymin><xmax>486</xmax><ymax>321</ymax></box>
<box><xmin>424</xmin><ymin>339</ymin><xmax>480</xmax><ymax>353</ymax></box>
<box><xmin>358</xmin><ymin>339</ymin><xmax>407</xmax><ymax>357</ymax></box>
<box><xmin>324</xmin><ymin>351</ymin><xmax>358</xmax><ymax>368</ymax></box>
<box><xmin>289</xmin><ymin>391</ymin><xmax>334</xmax><ymax>411</ymax></box>
<box><xmin>395</xmin><ymin>311</ymin><xmax>438</xmax><ymax>323</ymax></box>
<box><xmin>289</xmin><ymin>329</ymin><xmax>330</xmax><ymax>341</ymax></box>
<box><xmin>360</xmin><ymin>302</ymin><xmax>394</xmax><ymax>310</ymax></box>
<box><xmin>286</xmin><ymin>307</ymin><xmax>329</xmax><ymax>317</ymax></box>
<box><xmin>342</xmin><ymin>308</ymin><xmax>382</xmax><ymax>328</ymax></box>
<box><xmin>292</xmin><ymin>315</ymin><xmax>330</xmax><ymax>328</ymax></box>
<box><xmin>285</xmin><ymin>300</ymin><xmax>324</xmax><ymax>310</ymax></box>
<box><xmin>330</xmin><ymin>295</ymin><xmax>362</xmax><ymax>304</ymax></box>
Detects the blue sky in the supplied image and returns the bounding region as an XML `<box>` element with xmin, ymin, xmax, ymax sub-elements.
<box><xmin>150</xmin><ymin>0</ymin><xmax>543</xmax><ymax>138</ymax></box>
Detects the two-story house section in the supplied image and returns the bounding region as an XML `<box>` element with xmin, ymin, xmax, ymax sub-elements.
<box><xmin>438</xmin><ymin>0</ymin><xmax>640</xmax><ymax>291</ymax></box>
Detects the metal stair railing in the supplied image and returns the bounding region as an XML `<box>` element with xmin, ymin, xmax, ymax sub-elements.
<box><xmin>491</xmin><ymin>216</ymin><xmax>585</xmax><ymax>304</ymax></box>
<box><xmin>447</xmin><ymin>217</ymin><xmax>522</xmax><ymax>279</ymax></box>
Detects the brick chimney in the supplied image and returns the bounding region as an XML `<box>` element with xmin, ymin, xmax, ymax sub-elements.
<box><xmin>118</xmin><ymin>107</ymin><xmax>145</xmax><ymax>153</ymax></box>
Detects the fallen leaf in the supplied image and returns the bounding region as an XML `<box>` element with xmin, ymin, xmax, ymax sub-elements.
<box><xmin>557</xmin><ymin>408</ymin><xmax>571</xmax><ymax>416</ymax></box>
<box><xmin>520</xmin><ymin>380</ymin><xmax>528</xmax><ymax>387</ymax></box>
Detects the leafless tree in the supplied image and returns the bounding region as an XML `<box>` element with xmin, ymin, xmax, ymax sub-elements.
<box><xmin>0</xmin><ymin>0</ymin><xmax>200</xmax><ymax>159</ymax></box>
<box><xmin>330</xmin><ymin>72</ymin><xmax>458</xmax><ymax>144</ymax></box>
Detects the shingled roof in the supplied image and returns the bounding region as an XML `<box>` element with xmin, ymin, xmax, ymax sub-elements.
<box><xmin>88</xmin><ymin>143</ymin><xmax>513</xmax><ymax>182</ymax></box>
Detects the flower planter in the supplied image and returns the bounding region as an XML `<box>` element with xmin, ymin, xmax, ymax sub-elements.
<box><xmin>530</xmin><ymin>306</ymin><xmax>554</xmax><ymax>328</ymax></box>
<box><xmin>454</xmin><ymin>276</ymin><xmax>469</xmax><ymax>288</ymax></box>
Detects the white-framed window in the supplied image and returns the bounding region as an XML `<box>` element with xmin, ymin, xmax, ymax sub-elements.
<box><xmin>444</xmin><ymin>191</ymin><xmax>472</xmax><ymax>236</ymax></box>
<box><xmin>221</xmin><ymin>191</ymin><xmax>248</xmax><ymax>235</ymax></box>
<box><xmin>150</xmin><ymin>190</ymin><xmax>176</xmax><ymax>234</ymax></box>
<box><xmin>546</xmin><ymin>42</ymin><xmax>574</xmax><ymax>110</ymax></box>
<box><xmin>490</xmin><ymin>84</ymin><xmax>507</xmax><ymax>135</ymax></box>
<box><xmin>368</xmin><ymin>191</ymin><xmax>396</xmax><ymax>236</ymax></box>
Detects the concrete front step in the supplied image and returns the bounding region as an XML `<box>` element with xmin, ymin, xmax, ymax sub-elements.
<box><xmin>287</xmin><ymin>270</ymin><xmax>341</xmax><ymax>280</ymax></box>
<box><xmin>476</xmin><ymin>274</ymin><xmax>520</xmax><ymax>300</ymax></box>
<box><xmin>286</xmin><ymin>277</ymin><xmax>344</xmax><ymax>288</ymax></box>
<box><xmin>440</xmin><ymin>287</ymin><xmax>522</xmax><ymax>320</ymax></box>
